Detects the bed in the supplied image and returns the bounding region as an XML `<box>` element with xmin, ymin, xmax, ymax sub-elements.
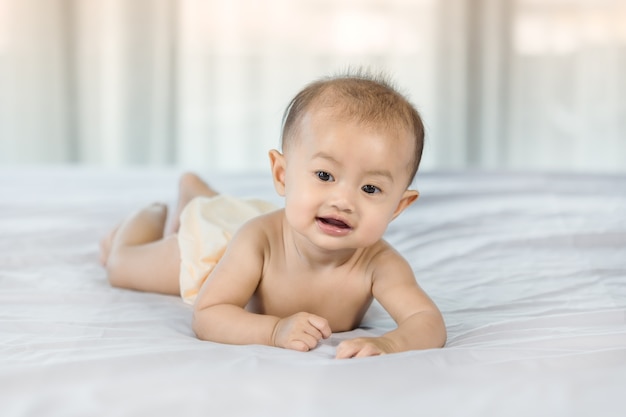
<box><xmin>1</xmin><ymin>166</ymin><xmax>625</xmax><ymax>416</ymax></box>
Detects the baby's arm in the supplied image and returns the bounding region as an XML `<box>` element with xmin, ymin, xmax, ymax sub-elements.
<box><xmin>192</xmin><ymin>219</ymin><xmax>331</xmax><ymax>351</ymax></box>
<box><xmin>335</xmin><ymin>249</ymin><xmax>446</xmax><ymax>359</ymax></box>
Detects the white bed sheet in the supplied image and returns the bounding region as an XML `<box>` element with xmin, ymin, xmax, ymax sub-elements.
<box><xmin>1</xmin><ymin>167</ymin><xmax>625</xmax><ymax>417</ymax></box>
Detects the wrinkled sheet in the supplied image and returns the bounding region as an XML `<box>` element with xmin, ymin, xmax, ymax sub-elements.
<box><xmin>1</xmin><ymin>167</ymin><xmax>625</xmax><ymax>417</ymax></box>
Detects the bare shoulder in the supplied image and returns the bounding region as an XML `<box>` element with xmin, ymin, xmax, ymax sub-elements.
<box><xmin>193</xmin><ymin>209</ymin><xmax>285</xmax><ymax>310</ymax></box>
<box><xmin>237</xmin><ymin>209</ymin><xmax>284</xmax><ymax>235</ymax></box>
<box><xmin>367</xmin><ymin>239</ymin><xmax>416</xmax><ymax>284</ymax></box>
<box><xmin>229</xmin><ymin>209</ymin><xmax>284</xmax><ymax>250</ymax></box>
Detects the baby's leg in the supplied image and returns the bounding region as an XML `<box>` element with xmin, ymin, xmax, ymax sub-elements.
<box><xmin>167</xmin><ymin>172</ymin><xmax>219</xmax><ymax>234</ymax></box>
<box><xmin>103</xmin><ymin>203</ymin><xmax>180</xmax><ymax>295</ymax></box>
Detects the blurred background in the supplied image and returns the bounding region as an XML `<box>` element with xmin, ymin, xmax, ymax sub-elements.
<box><xmin>0</xmin><ymin>0</ymin><xmax>624</xmax><ymax>173</ymax></box>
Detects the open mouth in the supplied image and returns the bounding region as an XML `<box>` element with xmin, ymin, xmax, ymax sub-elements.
<box><xmin>317</xmin><ymin>217</ymin><xmax>351</xmax><ymax>229</ymax></box>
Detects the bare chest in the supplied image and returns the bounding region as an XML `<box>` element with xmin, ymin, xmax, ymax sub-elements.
<box><xmin>251</xmin><ymin>263</ymin><xmax>373</xmax><ymax>332</ymax></box>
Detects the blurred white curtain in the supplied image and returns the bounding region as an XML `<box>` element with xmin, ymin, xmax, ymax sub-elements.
<box><xmin>0</xmin><ymin>0</ymin><xmax>72</xmax><ymax>163</ymax></box>
<box><xmin>0</xmin><ymin>0</ymin><xmax>624</xmax><ymax>172</ymax></box>
<box><xmin>175</xmin><ymin>0</ymin><xmax>440</xmax><ymax>171</ymax></box>
<box><xmin>0</xmin><ymin>0</ymin><xmax>176</xmax><ymax>165</ymax></box>
<box><xmin>507</xmin><ymin>0</ymin><xmax>626</xmax><ymax>171</ymax></box>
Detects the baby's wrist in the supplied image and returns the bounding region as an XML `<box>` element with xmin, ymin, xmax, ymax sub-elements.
<box><xmin>269</xmin><ymin>317</ymin><xmax>281</xmax><ymax>348</ymax></box>
<box><xmin>378</xmin><ymin>335</ymin><xmax>400</xmax><ymax>353</ymax></box>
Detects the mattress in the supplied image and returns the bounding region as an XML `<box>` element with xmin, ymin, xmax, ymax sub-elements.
<box><xmin>1</xmin><ymin>166</ymin><xmax>625</xmax><ymax>416</ymax></box>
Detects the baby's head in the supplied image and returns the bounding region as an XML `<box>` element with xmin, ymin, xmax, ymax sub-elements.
<box><xmin>270</xmin><ymin>72</ymin><xmax>424</xmax><ymax>249</ymax></box>
<box><xmin>280</xmin><ymin>71</ymin><xmax>425</xmax><ymax>186</ymax></box>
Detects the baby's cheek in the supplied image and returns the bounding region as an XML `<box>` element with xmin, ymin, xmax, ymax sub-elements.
<box><xmin>284</xmin><ymin>201</ymin><xmax>310</xmax><ymax>230</ymax></box>
<box><xmin>360</xmin><ymin>218</ymin><xmax>389</xmax><ymax>243</ymax></box>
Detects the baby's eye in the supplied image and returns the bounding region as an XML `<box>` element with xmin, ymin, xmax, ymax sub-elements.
<box><xmin>316</xmin><ymin>171</ymin><xmax>334</xmax><ymax>182</ymax></box>
<box><xmin>362</xmin><ymin>184</ymin><xmax>381</xmax><ymax>194</ymax></box>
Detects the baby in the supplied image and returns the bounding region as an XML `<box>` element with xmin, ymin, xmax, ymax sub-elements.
<box><xmin>100</xmin><ymin>72</ymin><xmax>446</xmax><ymax>358</ymax></box>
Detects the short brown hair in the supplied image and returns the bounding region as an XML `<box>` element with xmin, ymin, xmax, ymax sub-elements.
<box><xmin>280</xmin><ymin>70</ymin><xmax>425</xmax><ymax>185</ymax></box>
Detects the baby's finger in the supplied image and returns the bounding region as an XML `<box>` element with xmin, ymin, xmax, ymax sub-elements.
<box><xmin>335</xmin><ymin>340</ymin><xmax>360</xmax><ymax>359</ymax></box>
<box><xmin>303</xmin><ymin>325</ymin><xmax>323</xmax><ymax>341</ymax></box>
<box><xmin>288</xmin><ymin>340</ymin><xmax>310</xmax><ymax>352</ymax></box>
<box><xmin>294</xmin><ymin>333</ymin><xmax>319</xmax><ymax>351</ymax></box>
<box><xmin>307</xmin><ymin>315</ymin><xmax>332</xmax><ymax>339</ymax></box>
<box><xmin>353</xmin><ymin>344</ymin><xmax>382</xmax><ymax>358</ymax></box>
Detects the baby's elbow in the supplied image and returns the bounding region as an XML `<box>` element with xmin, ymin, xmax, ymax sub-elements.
<box><xmin>437</xmin><ymin>327</ymin><xmax>447</xmax><ymax>348</ymax></box>
<box><xmin>434</xmin><ymin>312</ymin><xmax>447</xmax><ymax>348</ymax></box>
<box><xmin>418</xmin><ymin>309</ymin><xmax>447</xmax><ymax>349</ymax></box>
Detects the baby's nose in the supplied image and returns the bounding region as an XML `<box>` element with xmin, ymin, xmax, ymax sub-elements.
<box><xmin>329</xmin><ymin>186</ymin><xmax>356</xmax><ymax>213</ymax></box>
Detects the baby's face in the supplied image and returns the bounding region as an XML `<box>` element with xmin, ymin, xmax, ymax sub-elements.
<box><xmin>281</xmin><ymin>109</ymin><xmax>416</xmax><ymax>251</ymax></box>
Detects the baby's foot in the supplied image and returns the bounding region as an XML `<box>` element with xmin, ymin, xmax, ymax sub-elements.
<box><xmin>99</xmin><ymin>224</ymin><xmax>120</xmax><ymax>266</ymax></box>
<box><xmin>167</xmin><ymin>173</ymin><xmax>218</xmax><ymax>234</ymax></box>
<box><xmin>100</xmin><ymin>203</ymin><xmax>168</xmax><ymax>266</ymax></box>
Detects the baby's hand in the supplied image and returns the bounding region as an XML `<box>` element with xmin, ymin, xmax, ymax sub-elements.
<box><xmin>335</xmin><ymin>336</ymin><xmax>396</xmax><ymax>359</ymax></box>
<box><xmin>272</xmin><ymin>312</ymin><xmax>331</xmax><ymax>352</ymax></box>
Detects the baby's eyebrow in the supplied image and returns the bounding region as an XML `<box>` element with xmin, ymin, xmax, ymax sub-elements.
<box><xmin>312</xmin><ymin>151</ymin><xmax>339</xmax><ymax>163</ymax></box>
<box><xmin>365</xmin><ymin>169</ymin><xmax>393</xmax><ymax>182</ymax></box>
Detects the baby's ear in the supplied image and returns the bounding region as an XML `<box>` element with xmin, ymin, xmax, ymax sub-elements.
<box><xmin>391</xmin><ymin>189</ymin><xmax>419</xmax><ymax>220</ymax></box>
<box><xmin>269</xmin><ymin>149</ymin><xmax>287</xmax><ymax>196</ymax></box>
